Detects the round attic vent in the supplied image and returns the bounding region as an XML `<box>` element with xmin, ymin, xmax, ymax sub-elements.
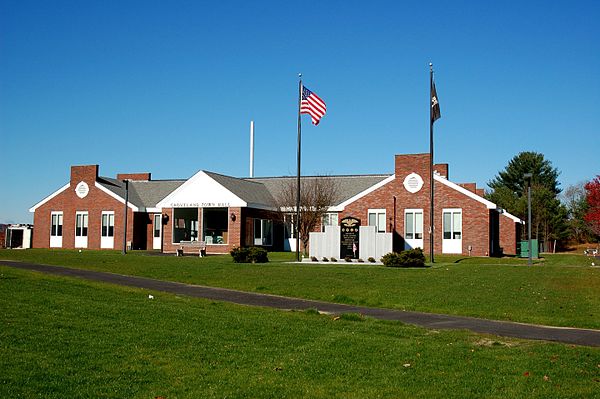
<box><xmin>403</xmin><ymin>173</ymin><xmax>424</xmax><ymax>194</ymax></box>
<box><xmin>75</xmin><ymin>181</ymin><xmax>89</xmax><ymax>199</ymax></box>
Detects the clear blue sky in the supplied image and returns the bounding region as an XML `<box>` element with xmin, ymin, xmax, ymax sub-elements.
<box><xmin>1</xmin><ymin>0</ymin><xmax>599</xmax><ymax>224</ymax></box>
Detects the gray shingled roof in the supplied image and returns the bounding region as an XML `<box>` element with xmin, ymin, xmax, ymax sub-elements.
<box><xmin>204</xmin><ymin>171</ymin><xmax>278</xmax><ymax>207</ymax></box>
<box><xmin>246</xmin><ymin>174</ymin><xmax>392</xmax><ymax>206</ymax></box>
<box><xmin>96</xmin><ymin>172</ymin><xmax>391</xmax><ymax>210</ymax></box>
<box><xmin>97</xmin><ymin>177</ymin><xmax>185</xmax><ymax>209</ymax></box>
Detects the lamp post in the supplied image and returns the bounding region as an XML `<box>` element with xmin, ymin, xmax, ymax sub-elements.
<box><xmin>122</xmin><ymin>179</ymin><xmax>129</xmax><ymax>255</ymax></box>
<box><xmin>523</xmin><ymin>173</ymin><xmax>533</xmax><ymax>266</ymax></box>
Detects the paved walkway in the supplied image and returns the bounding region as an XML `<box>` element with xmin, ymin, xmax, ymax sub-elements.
<box><xmin>2</xmin><ymin>260</ymin><xmax>600</xmax><ymax>347</ymax></box>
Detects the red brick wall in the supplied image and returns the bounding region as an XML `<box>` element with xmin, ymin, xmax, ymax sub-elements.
<box><xmin>499</xmin><ymin>215</ymin><xmax>520</xmax><ymax>255</ymax></box>
<box><xmin>162</xmin><ymin>207</ymin><xmax>243</xmax><ymax>254</ymax></box>
<box><xmin>337</xmin><ymin>153</ymin><xmax>513</xmax><ymax>257</ymax></box>
<box><xmin>33</xmin><ymin>166</ymin><xmax>135</xmax><ymax>250</ymax></box>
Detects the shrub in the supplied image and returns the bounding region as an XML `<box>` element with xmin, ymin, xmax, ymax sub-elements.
<box><xmin>330</xmin><ymin>257</ymin><xmax>338</xmax><ymax>262</ymax></box>
<box><xmin>357</xmin><ymin>258</ymin><xmax>364</xmax><ymax>263</ymax></box>
<box><xmin>230</xmin><ymin>247</ymin><xmax>250</xmax><ymax>263</ymax></box>
<box><xmin>344</xmin><ymin>256</ymin><xmax>352</xmax><ymax>262</ymax></box>
<box><xmin>322</xmin><ymin>257</ymin><xmax>329</xmax><ymax>262</ymax></box>
<box><xmin>311</xmin><ymin>256</ymin><xmax>318</xmax><ymax>262</ymax></box>
<box><xmin>368</xmin><ymin>257</ymin><xmax>376</xmax><ymax>263</ymax></box>
<box><xmin>248</xmin><ymin>247</ymin><xmax>268</xmax><ymax>263</ymax></box>
<box><xmin>381</xmin><ymin>248</ymin><xmax>426</xmax><ymax>268</ymax></box>
<box><xmin>230</xmin><ymin>246</ymin><xmax>268</xmax><ymax>263</ymax></box>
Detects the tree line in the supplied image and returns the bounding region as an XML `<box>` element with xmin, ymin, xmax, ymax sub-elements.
<box><xmin>486</xmin><ymin>151</ymin><xmax>599</xmax><ymax>251</ymax></box>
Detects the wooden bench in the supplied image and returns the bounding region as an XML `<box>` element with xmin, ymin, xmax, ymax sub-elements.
<box><xmin>176</xmin><ymin>241</ymin><xmax>207</xmax><ymax>257</ymax></box>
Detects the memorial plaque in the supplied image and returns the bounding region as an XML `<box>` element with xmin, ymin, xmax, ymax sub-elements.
<box><xmin>340</xmin><ymin>216</ymin><xmax>360</xmax><ymax>259</ymax></box>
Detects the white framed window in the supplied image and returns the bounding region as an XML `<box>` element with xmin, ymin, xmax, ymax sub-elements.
<box><xmin>321</xmin><ymin>212</ymin><xmax>338</xmax><ymax>232</ymax></box>
<box><xmin>75</xmin><ymin>212</ymin><xmax>88</xmax><ymax>237</ymax></box>
<box><xmin>405</xmin><ymin>209</ymin><xmax>423</xmax><ymax>240</ymax></box>
<box><xmin>101</xmin><ymin>212</ymin><xmax>115</xmax><ymax>237</ymax></box>
<box><xmin>50</xmin><ymin>212</ymin><xmax>63</xmax><ymax>237</ymax></box>
<box><xmin>368</xmin><ymin>209</ymin><xmax>386</xmax><ymax>233</ymax></box>
<box><xmin>254</xmin><ymin>218</ymin><xmax>273</xmax><ymax>246</ymax></box>
<box><xmin>153</xmin><ymin>214</ymin><xmax>161</xmax><ymax>238</ymax></box>
<box><xmin>443</xmin><ymin>209</ymin><xmax>462</xmax><ymax>240</ymax></box>
<box><xmin>203</xmin><ymin>208</ymin><xmax>227</xmax><ymax>244</ymax></box>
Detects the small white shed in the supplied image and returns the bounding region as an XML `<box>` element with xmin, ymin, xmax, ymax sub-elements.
<box><xmin>6</xmin><ymin>224</ymin><xmax>33</xmax><ymax>249</ymax></box>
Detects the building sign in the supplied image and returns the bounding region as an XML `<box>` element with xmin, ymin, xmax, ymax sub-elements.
<box><xmin>170</xmin><ymin>202</ymin><xmax>230</xmax><ymax>208</ymax></box>
<box><xmin>403</xmin><ymin>172</ymin><xmax>424</xmax><ymax>193</ymax></box>
<box><xmin>75</xmin><ymin>182</ymin><xmax>89</xmax><ymax>199</ymax></box>
<box><xmin>340</xmin><ymin>216</ymin><xmax>360</xmax><ymax>259</ymax></box>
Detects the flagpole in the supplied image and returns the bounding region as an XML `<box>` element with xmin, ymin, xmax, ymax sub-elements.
<box><xmin>429</xmin><ymin>63</ymin><xmax>435</xmax><ymax>264</ymax></box>
<box><xmin>296</xmin><ymin>74</ymin><xmax>302</xmax><ymax>262</ymax></box>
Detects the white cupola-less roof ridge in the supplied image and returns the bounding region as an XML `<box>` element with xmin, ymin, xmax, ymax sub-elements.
<box><xmin>156</xmin><ymin>170</ymin><xmax>249</xmax><ymax>209</ymax></box>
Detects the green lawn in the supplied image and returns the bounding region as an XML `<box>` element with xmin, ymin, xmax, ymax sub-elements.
<box><xmin>1</xmin><ymin>249</ymin><xmax>599</xmax><ymax>329</ymax></box>
<box><xmin>1</xmin><ymin>267</ymin><xmax>599</xmax><ymax>398</ymax></box>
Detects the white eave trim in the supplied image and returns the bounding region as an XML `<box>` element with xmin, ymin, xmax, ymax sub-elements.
<box><xmin>95</xmin><ymin>182</ymin><xmax>139</xmax><ymax>211</ymax></box>
<box><xmin>433</xmin><ymin>174</ymin><xmax>524</xmax><ymax>224</ymax></box>
<box><xmin>434</xmin><ymin>174</ymin><xmax>497</xmax><ymax>209</ymax></box>
<box><xmin>29</xmin><ymin>183</ymin><xmax>71</xmax><ymax>212</ymax></box>
<box><xmin>500</xmin><ymin>210</ymin><xmax>524</xmax><ymax>224</ymax></box>
<box><xmin>246</xmin><ymin>202</ymin><xmax>278</xmax><ymax>211</ymax></box>
<box><xmin>329</xmin><ymin>175</ymin><xmax>396</xmax><ymax>212</ymax></box>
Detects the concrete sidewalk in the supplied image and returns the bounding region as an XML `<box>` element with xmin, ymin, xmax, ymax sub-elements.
<box><xmin>2</xmin><ymin>259</ymin><xmax>600</xmax><ymax>347</ymax></box>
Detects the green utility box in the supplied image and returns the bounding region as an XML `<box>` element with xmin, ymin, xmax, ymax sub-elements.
<box><xmin>518</xmin><ymin>239</ymin><xmax>539</xmax><ymax>259</ymax></box>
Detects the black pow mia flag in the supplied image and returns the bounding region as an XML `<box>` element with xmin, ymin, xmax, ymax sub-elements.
<box><xmin>431</xmin><ymin>81</ymin><xmax>441</xmax><ymax>123</ymax></box>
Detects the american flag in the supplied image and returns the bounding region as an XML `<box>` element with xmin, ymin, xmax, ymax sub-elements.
<box><xmin>301</xmin><ymin>86</ymin><xmax>326</xmax><ymax>125</ymax></box>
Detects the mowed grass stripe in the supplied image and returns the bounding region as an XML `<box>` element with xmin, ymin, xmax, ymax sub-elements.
<box><xmin>1</xmin><ymin>249</ymin><xmax>599</xmax><ymax>329</ymax></box>
<box><xmin>2</xmin><ymin>266</ymin><xmax>600</xmax><ymax>398</ymax></box>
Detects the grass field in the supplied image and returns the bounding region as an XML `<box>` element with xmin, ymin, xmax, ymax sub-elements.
<box><xmin>1</xmin><ymin>266</ymin><xmax>599</xmax><ymax>398</ymax></box>
<box><xmin>1</xmin><ymin>249</ymin><xmax>599</xmax><ymax>329</ymax></box>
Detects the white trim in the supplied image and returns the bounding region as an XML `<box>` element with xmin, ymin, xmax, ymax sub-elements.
<box><xmin>330</xmin><ymin>175</ymin><xmax>395</xmax><ymax>211</ymax></box>
<box><xmin>500</xmin><ymin>210</ymin><xmax>523</xmax><ymax>224</ymax></box>
<box><xmin>156</xmin><ymin>170</ymin><xmax>248</xmax><ymax>209</ymax></box>
<box><xmin>246</xmin><ymin>202</ymin><xmax>278</xmax><ymax>211</ymax></box>
<box><xmin>368</xmin><ymin>208</ymin><xmax>387</xmax><ymax>233</ymax></box>
<box><xmin>433</xmin><ymin>174</ymin><xmax>524</xmax><ymax>224</ymax></box>
<box><xmin>94</xmin><ymin>182</ymin><xmax>139</xmax><ymax>212</ymax></box>
<box><xmin>146</xmin><ymin>207</ymin><xmax>162</xmax><ymax>213</ymax></box>
<box><xmin>29</xmin><ymin>183</ymin><xmax>70</xmax><ymax>212</ymax></box>
<box><xmin>433</xmin><ymin>174</ymin><xmax>497</xmax><ymax>209</ymax></box>
<box><xmin>404</xmin><ymin>208</ymin><xmax>424</xmax><ymax>250</ymax></box>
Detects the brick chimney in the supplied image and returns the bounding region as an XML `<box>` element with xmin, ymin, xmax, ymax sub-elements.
<box><xmin>459</xmin><ymin>183</ymin><xmax>477</xmax><ymax>193</ymax></box>
<box><xmin>116</xmin><ymin>173</ymin><xmax>151</xmax><ymax>181</ymax></box>
<box><xmin>70</xmin><ymin>165</ymin><xmax>99</xmax><ymax>185</ymax></box>
<box><xmin>433</xmin><ymin>163</ymin><xmax>448</xmax><ymax>179</ymax></box>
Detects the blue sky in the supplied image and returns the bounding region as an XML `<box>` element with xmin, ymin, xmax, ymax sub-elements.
<box><xmin>1</xmin><ymin>0</ymin><xmax>599</xmax><ymax>224</ymax></box>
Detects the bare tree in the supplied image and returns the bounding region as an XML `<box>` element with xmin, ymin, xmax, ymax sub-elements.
<box><xmin>275</xmin><ymin>176</ymin><xmax>339</xmax><ymax>255</ymax></box>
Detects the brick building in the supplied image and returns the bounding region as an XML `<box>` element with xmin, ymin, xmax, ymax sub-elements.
<box><xmin>30</xmin><ymin>153</ymin><xmax>522</xmax><ymax>256</ymax></box>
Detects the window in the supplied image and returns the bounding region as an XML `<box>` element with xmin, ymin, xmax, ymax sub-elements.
<box><xmin>173</xmin><ymin>208</ymin><xmax>199</xmax><ymax>243</ymax></box>
<box><xmin>443</xmin><ymin>210</ymin><xmax>462</xmax><ymax>240</ymax></box>
<box><xmin>203</xmin><ymin>208</ymin><xmax>228</xmax><ymax>244</ymax></box>
<box><xmin>101</xmin><ymin>212</ymin><xmax>115</xmax><ymax>237</ymax></box>
<box><xmin>51</xmin><ymin>212</ymin><xmax>63</xmax><ymax>237</ymax></box>
<box><xmin>321</xmin><ymin>212</ymin><xmax>338</xmax><ymax>232</ymax></box>
<box><xmin>76</xmin><ymin>212</ymin><xmax>88</xmax><ymax>237</ymax></box>
<box><xmin>153</xmin><ymin>214</ymin><xmax>161</xmax><ymax>238</ymax></box>
<box><xmin>405</xmin><ymin>210</ymin><xmax>423</xmax><ymax>239</ymax></box>
<box><xmin>254</xmin><ymin>218</ymin><xmax>273</xmax><ymax>246</ymax></box>
<box><xmin>368</xmin><ymin>209</ymin><xmax>386</xmax><ymax>233</ymax></box>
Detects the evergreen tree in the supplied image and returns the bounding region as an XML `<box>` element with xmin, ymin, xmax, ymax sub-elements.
<box><xmin>486</xmin><ymin>152</ymin><xmax>568</xmax><ymax>250</ymax></box>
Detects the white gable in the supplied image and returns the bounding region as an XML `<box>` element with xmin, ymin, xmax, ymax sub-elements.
<box><xmin>156</xmin><ymin>170</ymin><xmax>247</xmax><ymax>208</ymax></box>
